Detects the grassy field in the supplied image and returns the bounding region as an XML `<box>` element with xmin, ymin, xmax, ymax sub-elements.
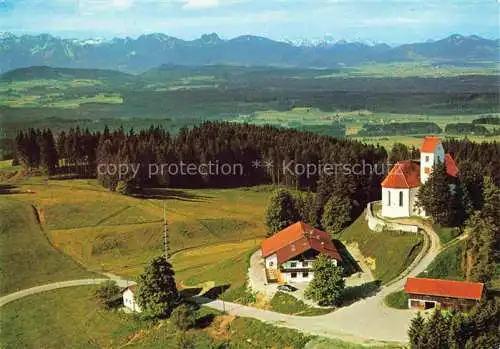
<box><xmin>0</xmin><ymin>286</ymin><xmax>405</xmax><ymax>349</ymax></box>
<box><xmin>0</xmin><ymin>198</ymin><xmax>96</xmax><ymax>295</ymax></box>
<box><xmin>384</xmin><ymin>290</ymin><xmax>409</xmax><ymax>310</ymax></box>
<box><xmin>1</xmin><ymin>178</ymin><xmax>269</xmax><ymax>296</ymax></box>
<box><xmin>269</xmin><ymin>291</ymin><xmax>333</xmax><ymax>316</ymax></box>
<box><xmin>229</xmin><ymin>107</ymin><xmax>500</xmax><ymax>147</ymax></box>
<box><xmin>419</xmin><ymin>240</ymin><xmax>465</xmax><ymax>280</ymax></box>
<box><xmin>341</xmin><ymin>212</ymin><xmax>423</xmax><ymax>284</ymax></box>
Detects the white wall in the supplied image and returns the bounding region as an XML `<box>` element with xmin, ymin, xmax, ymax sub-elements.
<box><xmin>265</xmin><ymin>254</ymin><xmax>278</xmax><ymax>269</ymax></box>
<box><xmin>123</xmin><ymin>289</ymin><xmax>141</xmax><ymax>312</ymax></box>
<box><xmin>381</xmin><ymin>187</ymin><xmax>411</xmax><ymax>217</ymax></box>
<box><xmin>282</xmin><ymin>270</ymin><xmax>314</xmax><ymax>283</ymax></box>
<box><xmin>366</xmin><ymin>202</ymin><xmax>419</xmax><ymax>233</ymax></box>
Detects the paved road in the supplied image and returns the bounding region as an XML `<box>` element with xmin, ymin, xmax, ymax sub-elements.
<box><xmin>0</xmin><ymin>218</ymin><xmax>441</xmax><ymax>345</ymax></box>
<box><xmin>0</xmin><ymin>278</ymin><xmax>135</xmax><ymax>307</ymax></box>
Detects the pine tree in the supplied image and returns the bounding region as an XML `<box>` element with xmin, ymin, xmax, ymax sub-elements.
<box><xmin>418</xmin><ymin>161</ymin><xmax>455</xmax><ymax>226</ymax></box>
<box><xmin>408</xmin><ymin>312</ymin><xmax>425</xmax><ymax>348</ymax></box>
<box><xmin>321</xmin><ymin>194</ymin><xmax>352</xmax><ymax>236</ymax></box>
<box><xmin>136</xmin><ymin>256</ymin><xmax>179</xmax><ymax>318</ymax></box>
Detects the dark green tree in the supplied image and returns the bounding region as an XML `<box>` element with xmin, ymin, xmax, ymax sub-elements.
<box><xmin>408</xmin><ymin>312</ymin><xmax>425</xmax><ymax>348</ymax></box>
<box><xmin>418</xmin><ymin>161</ymin><xmax>455</xmax><ymax>226</ymax></box>
<box><xmin>295</xmin><ymin>191</ymin><xmax>317</xmax><ymax>226</ymax></box>
<box><xmin>94</xmin><ymin>280</ymin><xmax>121</xmax><ymax>309</ymax></box>
<box><xmin>304</xmin><ymin>255</ymin><xmax>344</xmax><ymax>306</ymax></box>
<box><xmin>321</xmin><ymin>194</ymin><xmax>352</xmax><ymax>236</ymax></box>
<box><xmin>170</xmin><ymin>303</ymin><xmax>196</xmax><ymax>331</ymax></box>
<box><xmin>136</xmin><ymin>256</ymin><xmax>179</xmax><ymax>318</ymax></box>
<box><xmin>265</xmin><ymin>189</ymin><xmax>300</xmax><ymax>235</ymax></box>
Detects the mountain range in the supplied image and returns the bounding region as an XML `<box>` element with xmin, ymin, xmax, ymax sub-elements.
<box><xmin>0</xmin><ymin>32</ymin><xmax>498</xmax><ymax>73</ymax></box>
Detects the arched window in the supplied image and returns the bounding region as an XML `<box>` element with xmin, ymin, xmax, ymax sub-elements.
<box><xmin>399</xmin><ymin>191</ymin><xmax>403</xmax><ymax>207</ymax></box>
<box><xmin>388</xmin><ymin>191</ymin><xmax>391</xmax><ymax>205</ymax></box>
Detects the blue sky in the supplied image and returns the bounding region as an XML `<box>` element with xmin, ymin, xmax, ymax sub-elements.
<box><xmin>1</xmin><ymin>0</ymin><xmax>498</xmax><ymax>43</ymax></box>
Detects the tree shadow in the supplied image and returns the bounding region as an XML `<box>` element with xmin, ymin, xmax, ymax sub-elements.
<box><xmin>0</xmin><ymin>184</ymin><xmax>21</xmax><ymax>195</ymax></box>
<box><xmin>201</xmin><ymin>284</ymin><xmax>231</xmax><ymax>300</ymax></box>
<box><xmin>179</xmin><ymin>287</ymin><xmax>203</xmax><ymax>299</ymax></box>
<box><xmin>133</xmin><ymin>188</ymin><xmax>212</xmax><ymax>202</ymax></box>
<box><xmin>195</xmin><ymin>313</ymin><xmax>217</xmax><ymax>329</ymax></box>
<box><xmin>341</xmin><ymin>280</ymin><xmax>382</xmax><ymax>307</ymax></box>
<box><xmin>333</xmin><ymin>240</ymin><xmax>362</xmax><ymax>276</ymax></box>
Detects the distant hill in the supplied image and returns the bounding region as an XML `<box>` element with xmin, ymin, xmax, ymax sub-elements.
<box><xmin>0</xmin><ymin>66</ymin><xmax>133</xmax><ymax>81</ymax></box>
<box><xmin>0</xmin><ymin>32</ymin><xmax>498</xmax><ymax>73</ymax></box>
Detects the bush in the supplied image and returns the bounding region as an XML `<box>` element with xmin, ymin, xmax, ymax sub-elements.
<box><xmin>384</xmin><ymin>290</ymin><xmax>409</xmax><ymax>309</ymax></box>
<box><xmin>94</xmin><ymin>280</ymin><xmax>121</xmax><ymax>309</ymax></box>
<box><xmin>175</xmin><ymin>332</ymin><xmax>195</xmax><ymax>349</ymax></box>
<box><xmin>170</xmin><ymin>303</ymin><xmax>196</xmax><ymax>331</ymax></box>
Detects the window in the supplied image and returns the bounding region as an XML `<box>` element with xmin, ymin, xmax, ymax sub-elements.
<box><xmin>291</xmin><ymin>272</ymin><xmax>297</xmax><ymax>278</ymax></box>
<box><xmin>399</xmin><ymin>191</ymin><xmax>403</xmax><ymax>207</ymax></box>
<box><xmin>290</xmin><ymin>262</ymin><xmax>297</xmax><ymax>268</ymax></box>
<box><xmin>302</xmin><ymin>261</ymin><xmax>308</xmax><ymax>267</ymax></box>
<box><xmin>388</xmin><ymin>191</ymin><xmax>391</xmax><ymax>205</ymax></box>
<box><xmin>268</xmin><ymin>261</ymin><xmax>274</xmax><ymax>267</ymax></box>
<box><xmin>424</xmin><ymin>167</ymin><xmax>431</xmax><ymax>174</ymax></box>
<box><xmin>425</xmin><ymin>155</ymin><xmax>429</xmax><ymax>162</ymax></box>
<box><xmin>302</xmin><ymin>272</ymin><xmax>309</xmax><ymax>278</ymax></box>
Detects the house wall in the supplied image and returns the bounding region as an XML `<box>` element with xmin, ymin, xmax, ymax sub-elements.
<box><xmin>282</xmin><ymin>270</ymin><xmax>314</xmax><ymax>283</ymax></box>
<box><xmin>281</xmin><ymin>259</ymin><xmax>315</xmax><ymax>269</ymax></box>
<box><xmin>407</xmin><ymin>293</ymin><xmax>479</xmax><ymax>311</ymax></box>
<box><xmin>381</xmin><ymin>187</ymin><xmax>411</xmax><ymax>217</ymax></box>
<box><xmin>264</xmin><ymin>254</ymin><xmax>278</xmax><ymax>269</ymax></box>
<box><xmin>123</xmin><ymin>289</ymin><xmax>141</xmax><ymax>312</ymax></box>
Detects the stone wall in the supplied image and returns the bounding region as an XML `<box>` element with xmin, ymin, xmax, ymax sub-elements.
<box><xmin>365</xmin><ymin>202</ymin><xmax>419</xmax><ymax>233</ymax></box>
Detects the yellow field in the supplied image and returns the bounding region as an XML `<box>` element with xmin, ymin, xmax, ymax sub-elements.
<box><xmin>2</xmin><ymin>178</ymin><xmax>269</xmax><ymax>290</ymax></box>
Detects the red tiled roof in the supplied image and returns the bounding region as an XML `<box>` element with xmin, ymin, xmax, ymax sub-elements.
<box><xmin>261</xmin><ymin>221</ymin><xmax>341</xmax><ymax>264</ymax></box>
<box><xmin>381</xmin><ymin>160</ymin><xmax>421</xmax><ymax>189</ymax></box>
<box><xmin>404</xmin><ymin>278</ymin><xmax>484</xmax><ymax>300</ymax></box>
<box><xmin>421</xmin><ymin>136</ymin><xmax>442</xmax><ymax>153</ymax></box>
<box><xmin>444</xmin><ymin>153</ymin><xmax>459</xmax><ymax>177</ymax></box>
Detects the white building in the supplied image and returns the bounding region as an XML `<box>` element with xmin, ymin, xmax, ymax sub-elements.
<box><xmin>122</xmin><ymin>285</ymin><xmax>141</xmax><ymax>312</ymax></box>
<box><xmin>261</xmin><ymin>221</ymin><xmax>342</xmax><ymax>284</ymax></box>
<box><xmin>381</xmin><ymin>136</ymin><xmax>458</xmax><ymax>218</ymax></box>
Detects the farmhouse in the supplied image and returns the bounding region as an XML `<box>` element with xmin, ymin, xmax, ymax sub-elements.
<box><xmin>404</xmin><ymin>277</ymin><xmax>485</xmax><ymax>311</ymax></box>
<box><xmin>381</xmin><ymin>136</ymin><xmax>458</xmax><ymax>218</ymax></box>
<box><xmin>122</xmin><ymin>285</ymin><xmax>142</xmax><ymax>312</ymax></box>
<box><xmin>261</xmin><ymin>221</ymin><xmax>342</xmax><ymax>284</ymax></box>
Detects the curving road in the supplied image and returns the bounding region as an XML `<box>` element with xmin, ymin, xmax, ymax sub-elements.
<box><xmin>0</xmin><ymin>218</ymin><xmax>441</xmax><ymax>345</ymax></box>
<box><xmin>0</xmin><ymin>278</ymin><xmax>135</xmax><ymax>308</ymax></box>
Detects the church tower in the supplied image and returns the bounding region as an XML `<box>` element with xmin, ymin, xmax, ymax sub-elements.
<box><xmin>420</xmin><ymin>136</ymin><xmax>445</xmax><ymax>184</ymax></box>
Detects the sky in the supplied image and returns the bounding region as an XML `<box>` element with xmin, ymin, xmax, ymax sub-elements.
<box><xmin>1</xmin><ymin>0</ymin><xmax>499</xmax><ymax>44</ymax></box>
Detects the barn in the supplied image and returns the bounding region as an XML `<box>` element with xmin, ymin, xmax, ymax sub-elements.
<box><xmin>404</xmin><ymin>277</ymin><xmax>485</xmax><ymax>311</ymax></box>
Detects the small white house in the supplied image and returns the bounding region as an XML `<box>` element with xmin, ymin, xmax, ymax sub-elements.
<box><xmin>122</xmin><ymin>285</ymin><xmax>141</xmax><ymax>312</ymax></box>
<box><xmin>381</xmin><ymin>136</ymin><xmax>458</xmax><ymax>218</ymax></box>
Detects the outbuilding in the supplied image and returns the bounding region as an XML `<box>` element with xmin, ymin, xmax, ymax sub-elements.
<box><xmin>122</xmin><ymin>285</ymin><xmax>142</xmax><ymax>312</ymax></box>
<box><xmin>404</xmin><ymin>277</ymin><xmax>485</xmax><ymax>311</ymax></box>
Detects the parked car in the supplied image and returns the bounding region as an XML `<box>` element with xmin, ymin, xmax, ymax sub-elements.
<box><xmin>277</xmin><ymin>284</ymin><xmax>297</xmax><ymax>292</ymax></box>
